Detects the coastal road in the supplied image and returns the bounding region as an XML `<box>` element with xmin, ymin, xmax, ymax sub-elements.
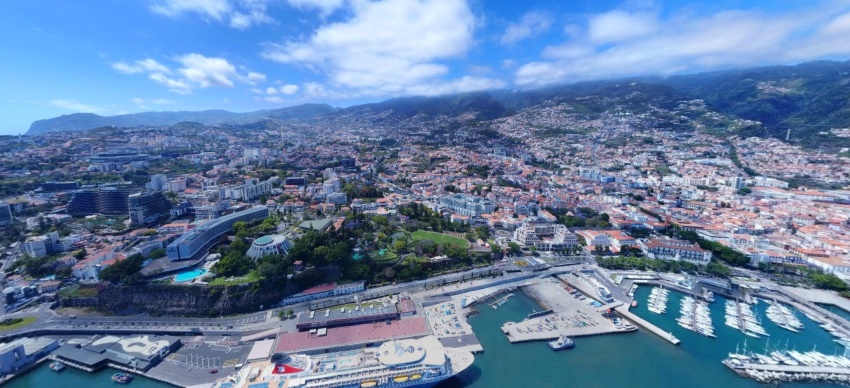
<box><xmin>0</xmin><ymin>262</ymin><xmax>583</xmax><ymax>341</ymax></box>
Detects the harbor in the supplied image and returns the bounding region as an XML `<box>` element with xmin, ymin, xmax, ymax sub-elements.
<box><xmin>500</xmin><ymin>279</ymin><xmax>636</xmax><ymax>343</ymax></box>
<box><xmin>7</xmin><ymin>268</ymin><xmax>850</xmax><ymax>388</ymax></box>
<box><xmin>723</xmin><ymin>346</ymin><xmax>850</xmax><ymax>384</ymax></box>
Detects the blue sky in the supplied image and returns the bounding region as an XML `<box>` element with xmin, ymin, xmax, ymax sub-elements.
<box><xmin>2</xmin><ymin>0</ymin><xmax>850</xmax><ymax>135</ymax></box>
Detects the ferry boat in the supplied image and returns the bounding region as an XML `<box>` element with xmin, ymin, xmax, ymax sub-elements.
<box><xmin>211</xmin><ymin>335</ymin><xmax>473</xmax><ymax>388</ymax></box>
<box><xmin>49</xmin><ymin>361</ymin><xmax>65</xmax><ymax>372</ymax></box>
<box><xmin>112</xmin><ymin>372</ymin><xmax>134</xmax><ymax>384</ymax></box>
<box><xmin>548</xmin><ymin>335</ymin><xmax>575</xmax><ymax>351</ymax></box>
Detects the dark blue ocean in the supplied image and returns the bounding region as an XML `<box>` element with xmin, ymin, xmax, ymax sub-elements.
<box><xmin>9</xmin><ymin>286</ymin><xmax>846</xmax><ymax>387</ymax></box>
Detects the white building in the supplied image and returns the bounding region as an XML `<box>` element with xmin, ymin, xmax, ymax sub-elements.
<box><xmin>640</xmin><ymin>238</ymin><xmax>712</xmax><ymax>264</ymax></box>
<box><xmin>0</xmin><ymin>337</ymin><xmax>58</xmax><ymax>374</ymax></box>
<box><xmin>146</xmin><ymin>174</ymin><xmax>169</xmax><ymax>191</ymax></box>
<box><xmin>512</xmin><ymin>222</ymin><xmax>578</xmax><ymax>252</ymax></box>
<box><xmin>247</xmin><ymin>234</ymin><xmax>294</xmax><ymax>260</ymax></box>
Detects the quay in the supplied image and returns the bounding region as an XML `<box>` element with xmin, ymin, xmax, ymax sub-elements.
<box><xmin>557</xmin><ymin>272</ymin><xmax>681</xmax><ymax>345</ymax></box>
<box><xmin>500</xmin><ymin>279</ymin><xmax>637</xmax><ymax>344</ymax></box>
<box><xmin>723</xmin><ymin>360</ymin><xmax>850</xmax><ymax>384</ymax></box>
<box><xmin>615</xmin><ymin>306</ymin><xmax>680</xmax><ymax>345</ymax></box>
<box><xmin>527</xmin><ymin>309</ymin><xmax>554</xmax><ymax>319</ymax></box>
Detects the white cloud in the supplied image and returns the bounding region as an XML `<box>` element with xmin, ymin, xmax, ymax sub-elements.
<box><xmin>265</xmin><ymin>86</ymin><xmax>279</xmax><ymax>95</ymax></box>
<box><xmin>515</xmin><ymin>4</ymin><xmax>850</xmax><ymax>88</ymax></box>
<box><xmin>150</xmin><ymin>73</ymin><xmax>193</xmax><ymax>94</ymax></box>
<box><xmin>280</xmin><ymin>84</ymin><xmax>300</xmax><ymax>94</ymax></box>
<box><xmin>112</xmin><ymin>59</ymin><xmax>170</xmax><ymax>74</ymax></box>
<box><xmin>286</xmin><ymin>0</ymin><xmax>344</xmax><ymax>15</ymax></box>
<box><xmin>132</xmin><ymin>98</ymin><xmax>177</xmax><ymax>109</ymax></box>
<box><xmin>404</xmin><ymin>76</ymin><xmax>506</xmax><ymax>96</ymax></box>
<box><xmin>113</xmin><ymin>54</ymin><xmax>264</xmax><ymax>94</ymax></box>
<box><xmin>587</xmin><ymin>10</ymin><xmax>657</xmax><ymax>44</ymax></box>
<box><xmin>262</xmin><ymin>0</ymin><xmax>500</xmax><ymax>97</ymax></box>
<box><xmin>151</xmin><ymin>0</ymin><xmax>231</xmax><ymax>19</ymax></box>
<box><xmin>500</xmin><ymin>11</ymin><xmax>552</xmax><ymax>45</ymax></box>
<box><xmin>48</xmin><ymin>99</ymin><xmax>106</xmax><ymax>113</ymax></box>
<box><xmin>244</xmin><ymin>71</ymin><xmax>266</xmax><ymax>84</ymax></box>
<box><xmin>151</xmin><ymin>0</ymin><xmax>273</xmax><ymax>29</ymax></box>
<box><xmin>176</xmin><ymin>53</ymin><xmax>237</xmax><ymax>87</ymax></box>
<box><xmin>264</xmin><ymin>96</ymin><xmax>285</xmax><ymax>103</ymax></box>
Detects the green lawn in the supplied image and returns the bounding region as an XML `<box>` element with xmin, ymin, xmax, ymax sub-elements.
<box><xmin>58</xmin><ymin>284</ymin><xmax>99</xmax><ymax>298</ymax></box>
<box><xmin>403</xmin><ymin>255</ymin><xmax>430</xmax><ymax>265</ymax></box>
<box><xmin>0</xmin><ymin>316</ymin><xmax>36</xmax><ymax>331</ymax></box>
<box><xmin>208</xmin><ymin>270</ymin><xmax>260</xmax><ymax>286</ymax></box>
<box><xmin>370</xmin><ymin>250</ymin><xmax>399</xmax><ymax>264</ymax></box>
<box><xmin>411</xmin><ymin>230</ymin><xmax>470</xmax><ymax>247</ymax></box>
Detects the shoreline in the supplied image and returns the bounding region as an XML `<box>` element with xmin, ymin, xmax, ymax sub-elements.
<box><xmin>520</xmin><ymin>286</ymin><xmax>550</xmax><ymax>311</ymax></box>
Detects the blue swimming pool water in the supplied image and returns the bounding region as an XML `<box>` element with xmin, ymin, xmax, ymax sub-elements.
<box><xmin>174</xmin><ymin>268</ymin><xmax>208</xmax><ymax>282</ymax></box>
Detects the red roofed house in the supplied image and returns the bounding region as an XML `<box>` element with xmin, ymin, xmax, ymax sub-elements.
<box><xmin>639</xmin><ymin>238</ymin><xmax>712</xmax><ymax>264</ymax></box>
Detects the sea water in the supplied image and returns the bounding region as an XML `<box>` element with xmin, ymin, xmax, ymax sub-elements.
<box><xmin>6</xmin><ymin>365</ymin><xmax>168</xmax><ymax>388</ymax></box>
<box><xmin>439</xmin><ymin>287</ymin><xmax>840</xmax><ymax>388</ymax></box>
<box><xmin>7</xmin><ymin>286</ymin><xmax>847</xmax><ymax>388</ymax></box>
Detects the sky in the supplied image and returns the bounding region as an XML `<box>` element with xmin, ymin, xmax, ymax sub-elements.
<box><xmin>3</xmin><ymin>0</ymin><xmax>850</xmax><ymax>135</ymax></box>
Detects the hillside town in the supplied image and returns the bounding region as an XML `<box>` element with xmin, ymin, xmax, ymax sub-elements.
<box><xmin>2</xmin><ymin>100</ymin><xmax>850</xmax><ymax>317</ymax></box>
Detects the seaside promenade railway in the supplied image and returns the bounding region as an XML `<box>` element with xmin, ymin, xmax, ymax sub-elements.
<box><xmin>0</xmin><ymin>265</ymin><xmax>579</xmax><ymax>342</ymax></box>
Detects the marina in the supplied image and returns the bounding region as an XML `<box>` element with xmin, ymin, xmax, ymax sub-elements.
<box><xmin>765</xmin><ymin>299</ymin><xmax>805</xmax><ymax>333</ymax></box>
<box><xmin>677</xmin><ymin>296</ymin><xmax>716</xmax><ymax>338</ymax></box>
<box><xmin>500</xmin><ymin>280</ymin><xmax>637</xmax><ymax>343</ymax></box>
<box><xmin>723</xmin><ymin>346</ymin><xmax>850</xmax><ymax>384</ymax></box>
<box><xmin>725</xmin><ymin>300</ymin><xmax>769</xmax><ymax>338</ymax></box>
<box><xmin>646</xmin><ymin>286</ymin><xmax>669</xmax><ymax>314</ymax></box>
<box><xmin>7</xmin><ymin>276</ymin><xmax>850</xmax><ymax>388</ymax></box>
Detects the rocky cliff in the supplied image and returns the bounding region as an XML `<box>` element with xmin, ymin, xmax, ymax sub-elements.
<box><xmin>64</xmin><ymin>283</ymin><xmax>285</xmax><ymax>317</ymax></box>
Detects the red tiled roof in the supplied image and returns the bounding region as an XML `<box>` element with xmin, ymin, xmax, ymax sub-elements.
<box><xmin>273</xmin><ymin>318</ymin><xmax>429</xmax><ymax>354</ymax></box>
<box><xmin>300</xmin><ymin>283</ymin><xmax>337</xmax><ymax>295</ymax></box>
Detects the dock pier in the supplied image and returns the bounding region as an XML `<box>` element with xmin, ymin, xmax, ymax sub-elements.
<box><xmin>723</xmin><ymin>360</ymin><xmax>850</xmax><ymax>384</ymax></box>
<box><xmin>556</xmin><ymin>273</ymin><xmax>681</xmax><ymax>345</ymax></box>
<box><xmin>615</xmin><ymin>307</ymin><xmax>680</xmax><ymax>345</ymax></box>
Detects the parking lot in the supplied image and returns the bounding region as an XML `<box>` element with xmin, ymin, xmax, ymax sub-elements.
<box><xmin>145</xmin><ymin>336</ymin><xmax>252</xmax><ymax>387</ymax></box>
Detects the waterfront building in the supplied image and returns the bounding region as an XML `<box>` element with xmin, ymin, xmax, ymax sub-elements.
<box><xmin>512</xmin><ymin>222</ymin><xmax>579</xmax><ymax>251</ymax></box>
<box><xmin>640</xmin><ymin>238</ymin><xmax>712</xmax><ymax>264</ymax></box>
<box><xmin>0</xmin><ymin>337</ymin><xmax>58</xmax><ymax>374</ymax></box>
<box><xmin>166</xmin><ymin>206</ymin><xmax>269</xmax><ymax>261</ymax></box>
<box><xmin>296</xmin><ymin>303</ymin><xmax>399</xmax><ymax>331</ymax></box>
<box><xmin>281</xmin><ymin>281</ymin><xmax>366</xmax><ymax>305</ymax></box>
<box><xmin>128</xmin><ymin>191</ymin><xmax>173</xmax><ymax>226</ymax></box>
<box><xmin>247</xmin><ymin>234</ymin><xmax>294</xmax><ymax>260</ymax></box>
<box><xmin>51</xmin><ymin>335</ymin><xmax>180</xmax><ymax>372</ymax></box>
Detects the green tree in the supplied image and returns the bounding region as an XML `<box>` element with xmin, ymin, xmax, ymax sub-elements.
<box><xmin>507</xmin><ymin>242</ymin><xmax>522</xmax><ymax>256</ymax></box>
<box><xmin>393</xmin><ymin>239</ymin><xmax>408</xmax><ymax>253</ymax></box>
<box><xmin>98</xmin><ymin>253</ymin><xmax>145</xmax><ymax>284</ymax></box>
<box><xmin>212</xmin><ymin>252</ymin><xmax>254</xmax><ymax>277</ymax></box>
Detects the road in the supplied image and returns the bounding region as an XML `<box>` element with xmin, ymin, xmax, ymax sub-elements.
<box><xmin>0</xmin><ymin>259</ymin><xmax>589</xmax><ymax>341</ymax></box>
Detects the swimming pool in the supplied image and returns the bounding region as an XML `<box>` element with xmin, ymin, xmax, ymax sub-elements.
<box><xmin>174</xmin><ymin>268</ymin><xmax>208</xmax><ymax>282</ymax></box>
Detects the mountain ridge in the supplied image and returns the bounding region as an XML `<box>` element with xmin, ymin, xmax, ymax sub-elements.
<box><xmin>26</xmin><ymin>61</ymin><xmax>850</xmax><ymax>148</ymax></box>
<box><xmin>26</xmin><ymin>103</ymin><xmax>336</xmax><ymax>135</ymax></box>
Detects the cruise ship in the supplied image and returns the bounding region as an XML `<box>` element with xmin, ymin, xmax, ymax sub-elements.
<box><xmin>212</xmin><ymin>336</ymin><xmax>474</xmax><ymax>388</ymax></box>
